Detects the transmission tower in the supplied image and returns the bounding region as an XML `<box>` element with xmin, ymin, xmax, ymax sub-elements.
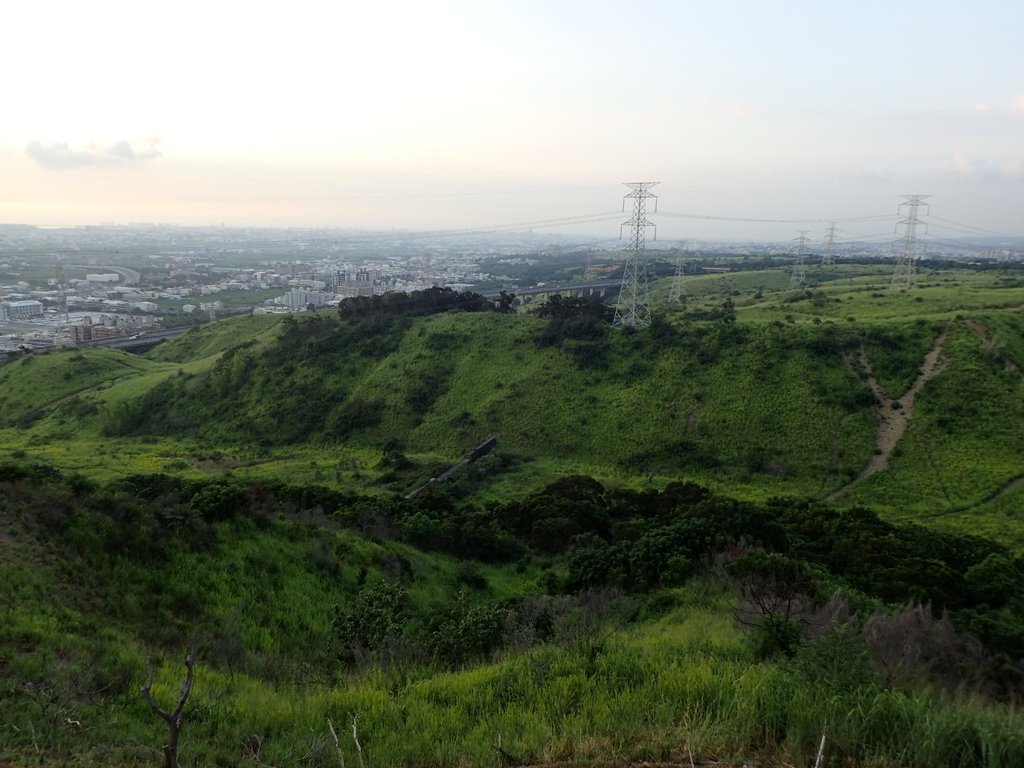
<box><xmin>890</xmin><ymin>195</ymin><xmax>931</xmax><ymax>290</ymax></box>
<box><xmin>789</xmin><ymin>231</ymin><xmax>809</xmax><ymax>288</ymax></box>
<box><xmin>667</xmin><ymin>255</ymin><xmax>686</xmax><ymax>303</ymax></box>
<box><xmin>613</xmin><ymin>181</ymin><xmax>658</xmax><ymax>328</ymax></box>
<box><xmin>55</xmin><ymin>257</ymin><xmax>69</xmax><ymax>343</ymax></box>
<box><xmin>821</xmin><ymin>222</ymin><xmax>838</xmax><ymax>266</ymax></box>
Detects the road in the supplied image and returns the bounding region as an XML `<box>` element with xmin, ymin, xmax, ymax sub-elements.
<box><xmin>75</xmin><ymin>326</ymin><xmax>193</xmax><ymax>351</ymax></box>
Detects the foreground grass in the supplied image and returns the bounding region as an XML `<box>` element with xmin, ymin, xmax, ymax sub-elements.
<box><xmin>4</xmin><ymin>462</ymin><xmax>1024</xmax><ymax>768</ymax></box>
<box><xmin>7</xmin><ymin>586</ymin><xmax>1023</xmax><ymax>768</ymax></box>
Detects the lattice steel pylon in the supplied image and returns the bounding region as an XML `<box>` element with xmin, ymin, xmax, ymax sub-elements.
<box><xmin>55</xmin><ymin>256</ymin><xmax>69</xmax><ymax>342</ymax></box>
<box><xmin>821</xmin><ymin>222</ymin><xmax>838</xmax><ymax>266</ymax></box>
<box><xmin>667</xmin><ymin>255</ymin><xmax>686</xmax><ymax>303</ymax></box>
<box><xmin>789</xmin><ymin>231</ymin><xmax>809</xmax><ymax>288</ymax></box>
<box><xmin>613</xmin><ymin>181</ymin><xmax>659</xmax><ymax>327</ymax></box>
<box><xmin>890</xmin><ymin>195</ymin><xmax>930</xmax><ymax>290</ymax></box>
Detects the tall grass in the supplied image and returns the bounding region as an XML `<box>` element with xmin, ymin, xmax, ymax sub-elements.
<box><xmin>6</xmin><ymin>601</ymin><xmax>1023</xmax><ymax>767</ymax></box>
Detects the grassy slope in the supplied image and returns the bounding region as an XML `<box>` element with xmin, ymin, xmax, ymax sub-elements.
<box><xmin>0</xmin><ymin>348</ymin><xmax>164</xmax><ymax>426</ymax></box>
<box><xmin>146</xmin><ymin>313</ymin><xmax>286</xmax><ymax>363</ymax></box>
<box><xmin>0</xmin><ymin>474</ymin><xmax>544</xmax><ymax>765</ymax></box>
<box><xmin>75</xmin><ymin>311</ymin><xmax>880</xmax><ymax>500</ymax></box>
<box><xmin>1</xmin><ymin>264</ymin><xmax>1021</xmax><ymax>540</ymax></box>
<box><xmin>4</xmin><ymin>474</ymin><xmax>1024</xmax><ymax>768</ymax></box>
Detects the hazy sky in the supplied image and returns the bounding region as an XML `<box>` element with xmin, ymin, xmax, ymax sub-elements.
<box><xmin>2</xmin><ymin>0</ymin><xmax>1022</xmax><ymax>241</ymax></box>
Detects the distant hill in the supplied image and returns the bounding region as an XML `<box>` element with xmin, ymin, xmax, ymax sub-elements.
<box><xmin>1</xmin><ymin>269</ymin><xmax>1022</xmax><ymax>546</ymax></box>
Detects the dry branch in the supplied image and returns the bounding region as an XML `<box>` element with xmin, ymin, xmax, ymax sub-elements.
<box><xmin>140</xmin><ymin>654</ymin><xmax>195</xmax><ymax>768</ymax></box>
<box><xmin>351</xmin><ymin>713</ymin><xmax>366</xmax><ymax>768</ymax></box>
<box><xmin>328</xmin><ymin>718</ymin><xmax>346</xmax><ymax>768</ymax></box>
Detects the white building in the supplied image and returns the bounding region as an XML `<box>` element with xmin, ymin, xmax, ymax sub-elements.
<box><xmin>2</xmin><ymin>300</ymin><xmax>45</xmax><ymax>320</ymax></box>
<box><xmin>86</xmin><ymin>273</ymin><xmax>120</xmax><ymax>283</ymax></box>
<box><xmin>285</xmin><ymin>289</ymin><xmax>334</xmax><ymax>310</ymax></box>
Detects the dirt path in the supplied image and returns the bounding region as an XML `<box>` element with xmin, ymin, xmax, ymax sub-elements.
<box><xmin>991</xmin><ymin>475</ymin><xmax>1024</xmax><ymax>502</ymax></box>
<box><xmin>826</xmin><ymin>330</ymin><xmax>947</xmax><ymax>501</ymax></box>
<box><xmin>31</xmin><ymin>372</ymin><xmax>140</xmax><ymax>417</ymax></box>
<box><xmin>29</xmin><ymin>357</ymin><xmax>158</xmax><ymax>416</ymax></box>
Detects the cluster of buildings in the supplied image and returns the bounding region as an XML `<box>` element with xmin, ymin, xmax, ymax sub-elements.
<box><xmin>1</xmin><ymin>265</ymin><xmax>162</xmax><ymax>351</ymax></box>
<box><xmin>0</xmin><ymin>224</ymin><xmax>590</xmax><ymax>350</ymax></box>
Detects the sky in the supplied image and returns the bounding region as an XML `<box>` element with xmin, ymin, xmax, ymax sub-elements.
<box><xmin>2</xmin><ymin>0</ymin><xmax>1022</xmax><ymax>242</ymax></box>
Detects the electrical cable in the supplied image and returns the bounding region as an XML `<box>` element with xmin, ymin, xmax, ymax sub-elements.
<box><xmin>924</xmin><ymin>216</ymin><xmax>1019</xmax><ymax>239</ymax></box>
<box><xmin>656</xmin><ymin>210</ymin><xmax>898</xmax><ymax>225</ymax></box>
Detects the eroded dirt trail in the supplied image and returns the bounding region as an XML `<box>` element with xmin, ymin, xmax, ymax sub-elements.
<box><xmin>991</xmin><ymin>475</ymin><xmax>1024</xmax><ymax>502</ymax></box>
<box><xmin>826</xmin><ymin>330</ymin><xmax>947</xmax><ymax>501</ymax></box>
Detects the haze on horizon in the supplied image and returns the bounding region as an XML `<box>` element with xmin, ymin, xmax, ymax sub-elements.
<box><xmin>2</xmin><ymin>0</ymin><xmax>1022</xmax><ymax>243</ymax></box>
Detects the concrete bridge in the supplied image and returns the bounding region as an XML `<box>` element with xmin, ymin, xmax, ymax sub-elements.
<box><xmin>482</xmin><ymin>279</ymin><xmax>620</xmax><ymax>302</ymax></box>
<box><xmin>75</xmin><ymin>326</ymin><xmax>193</xmax><ymax>352</ymax></box>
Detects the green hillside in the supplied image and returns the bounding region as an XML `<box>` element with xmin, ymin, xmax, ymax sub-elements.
<box><xmin>3</xmin><ymin>264</ymin><xmax>1024</xmax><ymax>767</ymax></box>
<box><xmin>145</xmin><ymin>312</ymin><xmax>287</xmax><ymax>364</ymax></box>
<box><xmin>0</xmin><ymin>348</ymin><xmax>166</xmax><ymax>428</ymax></box>
<box><xmin>4</xmin><ymin>464</ymin><xmax>1024</xmax><ymax>767</ymax></box>
<box><xmin>0</xmin><ymin>266</ymin><xmax>1021</xmax><ymax>545</ymax></box>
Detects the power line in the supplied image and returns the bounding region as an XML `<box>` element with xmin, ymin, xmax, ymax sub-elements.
<box><xmin>837</xmin><ymin>230</ymin><xmax>903</xmax><ymax>241</ymax></box>
<box><xmin>657</xmin><ymin>211</ymin><xmax>897</xmax><ymax>225</ymax></box>
<box><xmin>920</xmin><ymin>235</ymin><xmax>1009</xmax><ymax>252</ymax></box>
<box><xmin>326</xmin><ymin>211</ymin><xmax>625</xmax><ymax>244</ymax></box>
<box><xmin>924</xmin><ymin>216</ymin><xmax>1019</xmax><ymax>239</ymax></box>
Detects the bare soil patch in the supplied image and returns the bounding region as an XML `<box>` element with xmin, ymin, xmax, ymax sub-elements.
<box><xmin>827</xmin><ymin>330</ymin><xmax>947</xmax><ymax>501</ymax></box>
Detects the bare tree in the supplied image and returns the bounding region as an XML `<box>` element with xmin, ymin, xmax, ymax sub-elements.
<box><xmin>862</xmin><ymin>603</ymin><xmax>984</xmax><ymax>690</ymax></box>
<box><xmin>726</xmin><ymin>551</ymin><xmax>816</xmax><ymax>657</ymax></box>
<box><xmin>140</xmin><ymin>654</ymin><xmax>195</xmax><ymax>768</ymax></box>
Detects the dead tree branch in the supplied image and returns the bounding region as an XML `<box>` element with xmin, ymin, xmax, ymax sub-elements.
<box><xmin>351</xmin><ymin>713</ymin><xmax>366</xmax><ymax>768</ymax></box>
<box><xmin>140</xmin><ymin>654</ymin><xmax>195</xmax><ymax>768</ymax></box>
<box><xmin>328</xmin><ymin>719</ymin><xmax>346</xmax><ymax>768</ymax></box>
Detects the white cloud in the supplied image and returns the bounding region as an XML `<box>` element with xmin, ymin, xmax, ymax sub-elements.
<box><xmin>949</xmin><ymin>153</ymin><xmax>1024</xmax><ymax>182</ymax></box>
<box><xmin>26</xmin><ymin>139</ymin><xmax>161</xmax><ymax>170</ymax></box>
<box><xmin>1003</xmin><ymin>161</ymin><xmax>1024</xmax><ymax>180</ymax></box>
<box><xmin>952</xmin><ymin>153</ymin><xmax>978</xmax><ymax>176</ymax></box>
<box><xmin>1013</xmin><ymin>95</ymin><xmax>1024</xmax><ymax>114</ymax></box>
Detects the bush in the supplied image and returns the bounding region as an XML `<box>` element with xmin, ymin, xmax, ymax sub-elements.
<box><xmin>332</xmin><ymin>581</ymin><xmax>410</xmax><ymax>664</ymax></box>
<box><xmin>423</xmin><ymin>592</ymin><xmax>510</xmax><ymax>666</ymax></box>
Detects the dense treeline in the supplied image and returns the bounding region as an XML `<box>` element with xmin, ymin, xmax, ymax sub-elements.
<box><xmin>337</xmin><ymin>285</ymin><xmax>496</xmax><ymax>320</ymax></box>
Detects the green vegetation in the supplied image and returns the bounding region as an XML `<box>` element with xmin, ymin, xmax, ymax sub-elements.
<box><xmin>3</xmin><ymin>261</ymin><xmax>1024</xmax><ymax>766</ymax></box>
<box><xmin>4</xmin><ymin>465</ymin><xmax>1024</xmax><ymax>767</ymax></box>
<box><xmin>0</xmin><ymin>348</ymin><xmax>167</xmax><ymax>428</ymax></box>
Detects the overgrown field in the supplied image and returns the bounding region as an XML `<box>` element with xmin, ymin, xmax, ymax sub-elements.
<box><xmin>3</xmin><ymin>464</ymin><xmax>1024</xmax><ymax>767</ymax></box>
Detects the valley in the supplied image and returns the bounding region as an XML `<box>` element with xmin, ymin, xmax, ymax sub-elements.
<box><xmin>2</xmin><ymin>260</ymin><xmax>1024</xmax><ymax>767</ymax></box>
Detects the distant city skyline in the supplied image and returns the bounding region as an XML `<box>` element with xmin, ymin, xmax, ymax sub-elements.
<box><xmin>3</xmin><ymin>1</ymin><xmax>1022</xmax><ymax>241</ymax></box>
